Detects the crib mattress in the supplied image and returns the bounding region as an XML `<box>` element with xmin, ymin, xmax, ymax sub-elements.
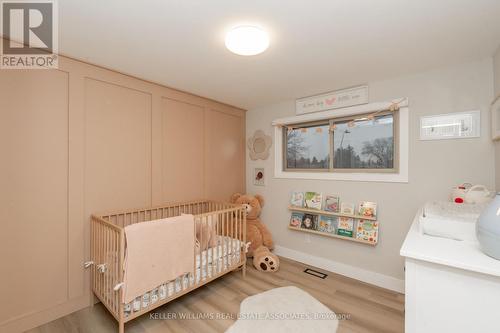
<box><xmin>124</xmin><ymin>236</ymin><xmax>241</xmax><ymax>316</ymax></box>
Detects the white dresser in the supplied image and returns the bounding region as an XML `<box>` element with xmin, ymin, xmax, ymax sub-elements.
<box><xmin>400</xmin><ymin>212</ymin><xmax>500</xmax><ymax>333</ymax></box>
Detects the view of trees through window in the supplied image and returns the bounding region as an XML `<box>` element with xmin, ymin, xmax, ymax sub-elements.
<box><xmin>285</xmin><ymin>113</ymin><xmax>395</xmax><ymax>171</ymax></box>
<box><xmin>333</xmin><ymin>114</ymin><xmax>394</xmax><ymax>169</ymax></box>
<box><xmin>286</xmin><ymin>124</ymin><xmax>329</xmax><ymax>169</ymax></box>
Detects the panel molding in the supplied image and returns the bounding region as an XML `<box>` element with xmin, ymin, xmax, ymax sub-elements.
<box><xmin>83</xmin><ymin>75</ymin><xmax>153</xmax><ymax>96</ymax></box>
<box><xmin>83</xmin><ymin>76</ymin><xmax>153</xmax><ymax>213</ymax></box>
<box><xmin>0</xmin><ymin>68</ymin><xmax>77</xmax><ymax>331</ymax></box>
<box><xmin>1</xmin><ymin>43</ymin><xmax>245</xmax><ymax>332</ymax></box>
<box><xmin>204</xmin><ymin>108</ymin><xmax>246</xmax><ymax>201</ymax></box>
<box><xmin>159</xmin><ymin>96</ymin><xmax>205</xmax><ymax>203</ymax></box>
<box><xmin>68</xmin><ymin>68</ymin><xmax>87</xmax><ymax>302</ymax></box>
<box><xmin>208</xmin><ymin>106</ymin><xmax>245</xmax><ymax>119</ymax></box>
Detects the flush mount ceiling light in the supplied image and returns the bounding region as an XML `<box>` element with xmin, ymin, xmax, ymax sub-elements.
<box><xmin>225</xmin><ymin>25</ymin><xmax>269</xmax><ymax>56</ymax></box>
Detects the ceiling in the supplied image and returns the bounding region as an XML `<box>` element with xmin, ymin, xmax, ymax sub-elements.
<box><xmin>59</xmin><ymin>0</ymin><xmax>500</xmax><ymax>109</ymax></box>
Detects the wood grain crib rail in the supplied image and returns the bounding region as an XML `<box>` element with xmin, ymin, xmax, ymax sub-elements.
<box><xmin>90</xmin><ymin>200</ymin><xmax>246</xmax><ymax>333</ymax></box>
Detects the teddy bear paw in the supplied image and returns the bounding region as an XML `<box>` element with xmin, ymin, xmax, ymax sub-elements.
<box><xmin>254</xmin><ymin>253</ymin><xmax>279</xmax><ymax>272</ymax></box>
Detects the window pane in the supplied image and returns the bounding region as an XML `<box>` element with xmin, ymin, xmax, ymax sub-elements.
<box><xmin>333</xmin><ymin>114</ymin><xmax>394</xmax><ymax>169</ymax></box>
<box><xmin>286</xmin><ymin>124</ymin><xmax>330</xmax><ymax>169</ymax></box>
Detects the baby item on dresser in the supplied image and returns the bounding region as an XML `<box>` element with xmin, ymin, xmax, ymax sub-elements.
<box><xmin>420</xmin><ymin>201</ymin><xmax>488</xmax><ymax>241</ymax></box>
<box><xmin>451</xmin><ymin>183</ymin><xmax>493</xmax><ymax>204</ymax></box>
<box><xmin>451</xmin><ymin>183</ymin><xmax>471</xmax><ymax>203</ymax></box>
<box><xmin>464</xmin><ymin>185</ymin><xmax>493</xmax><ymax>204</ymax></box>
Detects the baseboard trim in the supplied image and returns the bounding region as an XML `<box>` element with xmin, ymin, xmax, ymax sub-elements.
<box><xmin>274</xmin><ymin>245</ymin><xmax>405</xmax><ymax>293</ymax></box>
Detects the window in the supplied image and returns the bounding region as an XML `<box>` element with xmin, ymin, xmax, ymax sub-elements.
<box><xmin>285</xmin><ymin>122</ymin><xmax>330</xmax><ymax>170</ymax></box>
<box><xmin>283</xmin><ymin>111</ymin><xmax>398</xmax><ymax>173</ymax></box>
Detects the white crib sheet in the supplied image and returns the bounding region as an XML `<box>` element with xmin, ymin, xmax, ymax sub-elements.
<box><xmin>196</xmin><ymin>236</ymin><xmax>241</xmax><ymax>268</ymax></box>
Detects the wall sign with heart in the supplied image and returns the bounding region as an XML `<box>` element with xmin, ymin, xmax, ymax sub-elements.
<box><xmin>295</xmin><ymin>85</ymin><xmax>369</xmax><ymax>115</ymax></box>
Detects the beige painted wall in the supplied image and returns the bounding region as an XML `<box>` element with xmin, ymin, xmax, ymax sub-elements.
<box><xmin>0</xmin><ymin>53</ymin><xmax>245</xmax><ymax>332</ymax></box>
<box><xmin>495</xmin><ymin>46</ymin><xmax>500</xmax><ymax>96</ymax></box>
<box><xmin>494</xmin><ymin>46</ymin><xmax>500</xmax><ymax>191</ymax></box>
<box><xmin>246</xmin><ymin>58</ymin><xmax>495</xmax><ymax>281</ymax></box>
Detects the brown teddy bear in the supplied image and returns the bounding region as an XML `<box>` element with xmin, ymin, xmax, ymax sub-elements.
<box><xmin>253</xmin><ymin>245</ymin><xmax>279</xmax><ymax>272</ymax></box>
<box><xmin>230</xmin><ymin>193</ymin><xmax>273</xmax><ymax>256</ymax></box>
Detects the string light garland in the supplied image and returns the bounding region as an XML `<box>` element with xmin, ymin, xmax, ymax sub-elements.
<box><xmin>273</xmin><ymin>98</ymin><xmax>406</xmax><ymax>132</ymax></box>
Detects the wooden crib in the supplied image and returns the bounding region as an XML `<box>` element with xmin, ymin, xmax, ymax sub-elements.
<box><xmin>89</xmin><ymin>200</ymin><xmax>246</xmax><ymax>333</ymax></box>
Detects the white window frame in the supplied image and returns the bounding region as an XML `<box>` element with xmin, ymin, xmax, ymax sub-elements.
<box><xmin>272</xmin><ymin>98</ymin><xmax>409</xmax><ymax>183</ymax></box>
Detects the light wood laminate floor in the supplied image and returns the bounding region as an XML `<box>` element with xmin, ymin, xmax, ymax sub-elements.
<box><xmin>27</xmin><ymin>257</ymin><xmax>404</xmax><ymax>333</ymax></box>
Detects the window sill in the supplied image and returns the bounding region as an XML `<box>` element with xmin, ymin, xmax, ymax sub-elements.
<box><xmin>274</xmin><ymin>169</ymin><xmax>408</xmax><ymax>183</ymax></box>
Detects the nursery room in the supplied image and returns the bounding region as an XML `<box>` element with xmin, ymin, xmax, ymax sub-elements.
<box><xmin>1</xmin><ymin>1</ymin><xmax>500</xmax><ymax>333</ymax></box>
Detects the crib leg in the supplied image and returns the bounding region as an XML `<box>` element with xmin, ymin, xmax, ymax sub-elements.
<box><xmin>119</xmin><ymin>320</ymin><xmax>124</xmax><ymax>333</ymax></box>
<box><xmin>89</xmin><ymin>293</ymin><xmax>96</xmax><ymax>308</ymax></box>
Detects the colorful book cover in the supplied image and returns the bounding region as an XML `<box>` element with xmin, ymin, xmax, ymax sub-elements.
<box><xmin>301</xmin><ymin>213</ymin><xmax>318</xmax><ymax>230</ymax></box>
<box><xmin>290</xmin><ymin>191</ymin><xmax>304</xmax><ymax>207</ymax></box>
<box><xmin>324</xmin><ymin>195</ymin><xmax>340</xmax><ymax>212</ymax></box>
<box><xmin>289</xmin><ymin>212</ymin><xmax>304</xmax><ymax>228</ymax></box>
<box><xmin>340</xmin><ymin>202</ymin><xmax>355</xmax><ymax>215</ymax></box>
<box><xmin>318</xmin><ymin>215</ymin><xmax>336</xmax><ymax>233</ymax></box>
<box><xmin>305</xmin><ymin>192</ymin><xmax>323</xmax><ymax>210</ymax></box>
<box><xmin>337</xmin><ymin>217</ymin><xmax>354</xmax><ymax>237</ymax></box>
<box><xmin>359</xmin><ymin>201</ymin><xmax>377</xmax><ymax>218</ymax></box>
<box><xmin>356</xmin><ymin>220</ymin><xmax>379</xmax><ymax>243</ymax></box>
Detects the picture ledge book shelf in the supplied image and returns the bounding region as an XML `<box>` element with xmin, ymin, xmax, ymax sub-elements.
<box><xmin>288</xmin><ymin>206</ymin><xmax>378</xmax><ymax>246</ymax></box>
<box><xmin>288</xmin><ymin>206</ymin><xmax>377</xmax><ymax>221</ymax></box>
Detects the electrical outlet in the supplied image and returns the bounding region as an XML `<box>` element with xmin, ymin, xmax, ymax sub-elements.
<box><xmin>305</xmin><ymin>234</ymin><xmax>311</xmax><ymax>243</ymax></box>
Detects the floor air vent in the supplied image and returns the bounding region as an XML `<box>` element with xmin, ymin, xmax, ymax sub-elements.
<box><xmin>303</xmin><ymin>268</ymin><xmax>327</xmax><ymax>279</ymax></box>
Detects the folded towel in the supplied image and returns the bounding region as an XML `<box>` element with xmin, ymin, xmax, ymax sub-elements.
<box><xmin>423</xmin><ymin>201</ymin><xmax>486</xmax><ymax>222</ymax></box>
<box><xmin>420</xmin><ymin>202</ymin><xmax>487</xmax><ymax>242</ymax></box>
<box><xmin>420</xmin><ymin>215</ymin><xmax>476</xmax><ymax>241</ymax></box>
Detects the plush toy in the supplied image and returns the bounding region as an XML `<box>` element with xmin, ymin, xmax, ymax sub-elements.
<box><xmin>253</xmin><ymin>246</ymin><xmax>279</xmax><ymax>272</ymax></box>
<box><xmin>230</xmin><ymin>193</ymin><xmax>275</xmax><ymax>257</ymax></box>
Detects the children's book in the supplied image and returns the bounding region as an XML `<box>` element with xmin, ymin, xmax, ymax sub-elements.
<box><xmin>301</xmin><ymin>213</ymin><xmax>318</xmax><ymax>230</ymax></box>
<box><xmin>305</xmin><ymin>192</ymin><xmax>323</xmax><ymax>210</ymax></box>
<box><xmin>337</xmin><ymin>217</ymin><xmax>354</xmax><ymax>237</ymax></box>
<box><xmin>290</xmin><ymin>191</ymin><xmax>304</xmax><ymax>207</ymax></box>
<box><xmin>356</xmin><ymin>220</ymin><xmax>379</xmax><ymax>243</ymax></box>
<box><xmin>318</xmin><ymin>215</ymin><xmax>336</xmax><ymax>233</ymax></box>
<box><xmin>324</xmin><ymin>195</ymin><xmax>340</xmax><ymax>212</ymax></box>
<box><xmin>359</xmin><ymin>201</ymin><xmax>377</xmax><ymax>218</ymax></box>
<box><xmin>289</xmin><ymin>212</ymin><xmax>304</xmax><ymax>228</ymax></box>
<box><xmin>340</xmin><ymin>202</ymin><xmax>355</xmax><ymax>215</ymax></box>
